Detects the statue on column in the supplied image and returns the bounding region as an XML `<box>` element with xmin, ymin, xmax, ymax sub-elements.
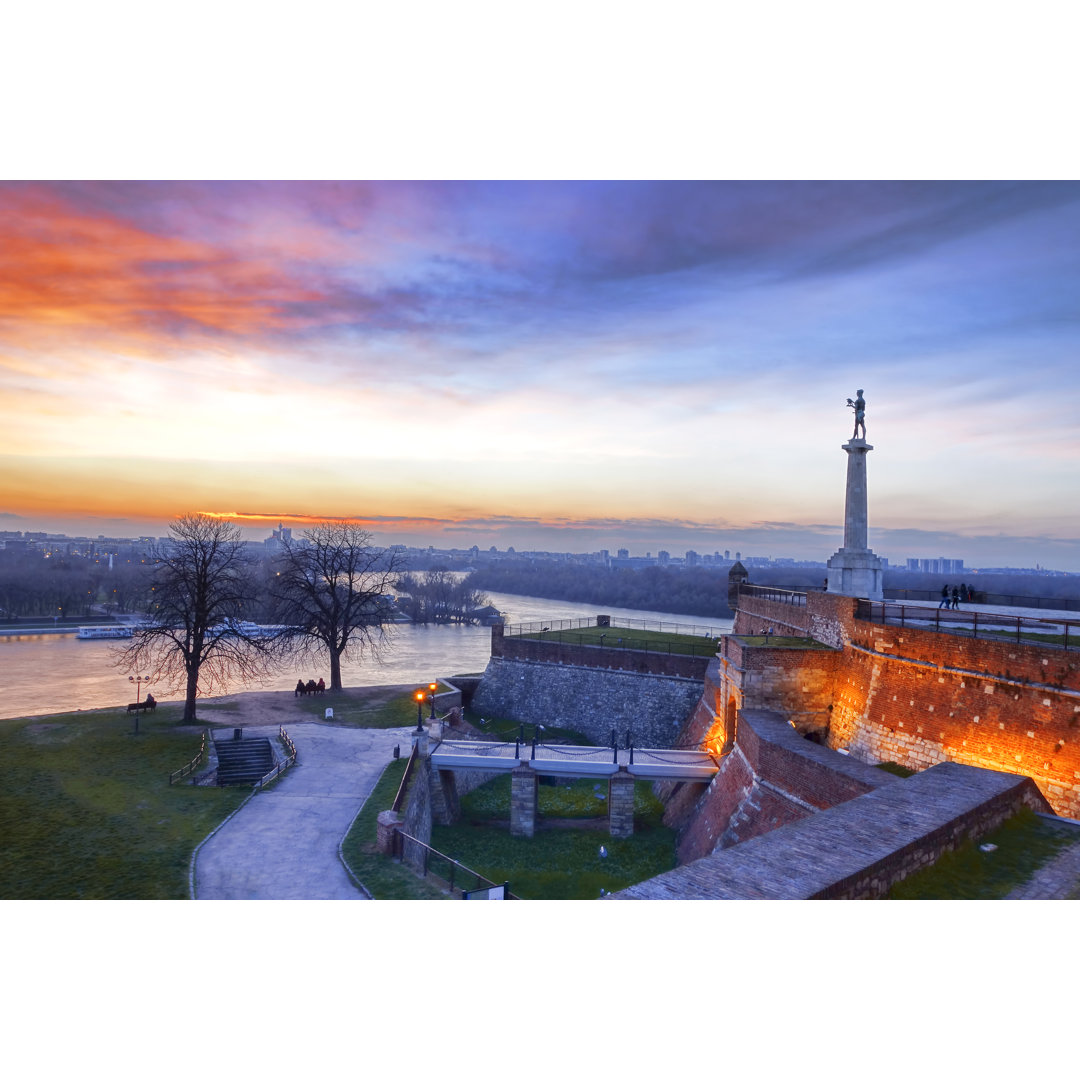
<box><xmin>846</xmin><ymin>389</ymin><xmax>866</xmax><ymax>439</ymax></box>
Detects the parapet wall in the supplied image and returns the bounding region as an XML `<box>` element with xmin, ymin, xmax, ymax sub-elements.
<box><xmin>489</xmin><ymin>623</ymin><xmax>711</xmax><ymax>680</ymax></box>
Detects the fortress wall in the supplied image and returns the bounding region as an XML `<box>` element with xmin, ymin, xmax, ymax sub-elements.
<box><xmin>672</xmin><ymin>709</ymin><xmax>894</xmax><ymax>863</ymax></box>
<box><xmin>724</xmin><ymin>592</ymin><xmax>1080</xmax><ymax>818</ymax></box>
<box><xmin>718</xmin><ymin>635</ymin><xmax>839</xmax><ymax>736</ymax></box>
<box><xmin>471</xmin><ymin>655</ymin><xmax>703</xmax><ymax>747</ymax></box>
<box><xmin>616</xmin><ymin>762</ymin><xmax>1051</xmax><ymax>900</ymax></box>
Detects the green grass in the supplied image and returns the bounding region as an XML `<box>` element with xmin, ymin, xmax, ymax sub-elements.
<box><xmin>293</xmin><ymin>689</ymin><xmax>426</xmax><ymax>728</ymax></box>
<box><xmin>515</xmin><ymin>624</ymin><xmax>719</xmax><ymax>657</ymax></box>
<box><xmin>888</xmin><ymin>807</ymin><xmax>1080</xmax><ymax>899</ymax></box>
<box><xmin>339</xmin><ymin>758</ymin><xmax>449</xmax><ymax>900</ymax></box>
<box><xmin>876</xmin><ymin>761</ymin><xmax>916</xmax><ymax>778</ymax></box>
<box><xmin>461</xmin><ymin>708</ymin><xmax>592</xmax><ymax>746</ymax></box>
<box><xmin>0</xmin><ymin>706</ymin><xmax>248</xmax><ymax>898</ymax></box>
<box><xmin>430</xmin><ymin>775</ymin><xmax>675</xmax><ymax>899</ymax></box>
<box><xmin>736</xmin><ymin>635</ymin><xmax>831</xmax><ymax>648</ymax></box>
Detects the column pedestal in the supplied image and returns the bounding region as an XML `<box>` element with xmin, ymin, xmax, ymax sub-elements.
<box><xmin>826</xmin><ymin>437</ymin><xmax>883</xmax><ymax>601</ymax></box>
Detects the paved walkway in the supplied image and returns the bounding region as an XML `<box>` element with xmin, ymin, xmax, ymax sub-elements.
<box><xmin>194</xmin><ymin>723</ymin><xmax>415</xmax><ymax>900</ymax></box>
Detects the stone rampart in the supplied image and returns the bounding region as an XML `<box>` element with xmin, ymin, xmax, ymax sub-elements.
<box><xmin>673</xmin><ymin>708</ymin><xmax>894</xmax><ymax>862</ymax></box>
<box><xmin>616</xmin><ymin>761</ymin><xmax>1050</xmax><ymax>899</ymax></box>
<box><xmin>471</xmin><ymin>655</ymin><xmax>703</xmax><ymax>747</ymax></box>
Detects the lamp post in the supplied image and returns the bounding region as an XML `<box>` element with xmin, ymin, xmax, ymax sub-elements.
<box><xmin>428</xmin><ymin>681</ymin><xmax>438</xmax><ymax>720</ymax></box>
<box><xmin>129</xmin><ymin>674</ymin><xmax>151</xmax><ymax>735</ymax></box>
<box><xmin>415</xmin><ymin>689</ymin><xmax>425</xmax><ymax>731</ymax></box>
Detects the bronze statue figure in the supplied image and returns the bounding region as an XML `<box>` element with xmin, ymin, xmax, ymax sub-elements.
<box><xmin>847</xmin><ymin>389</ymin><xmax>866</xmax><ymax>439</ymax></box>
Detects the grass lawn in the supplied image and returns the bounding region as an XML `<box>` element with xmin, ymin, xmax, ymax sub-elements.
<box><xmin>735</xmin><ymin>635</ymin><xmax>831</xmax><ymax>648</ymax></box>
<box><xmin>460</xmin><ymin>707</ymin><xmax>592</xmax><ymax>746</ymax></box>
<box><xmin>431</xmin><ymin>775</ymin><xmax>676</xmax><ymax>899</ymax></box>
<box><xmin>0</xmin><ymin>704</ymin><xmax>248</xmax><ymax>899</ymax></box>
<box><xmin>888</xmin><ymin>807</ymin><xmax>1080</xmax><ymax>899</ymax></box>
<box><xmin>339</xmin><ymin>758</ymin><xmax>448</xmax><ymax>900</ymax></box>
<box><xmin>515</xmin><ymin>624</ymin><xmax>719</xmax><ymax>658</ymax></box>
<box><xmin>291</xmin><ymin>688</ymin><xmax>428</xmax><ymax>728</ymax></box>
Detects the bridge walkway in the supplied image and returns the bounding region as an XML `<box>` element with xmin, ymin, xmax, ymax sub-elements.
<box><xmin>430</xmin><ymin>739</ymin><xmax>718</xmax><ymax>782</ymax></box>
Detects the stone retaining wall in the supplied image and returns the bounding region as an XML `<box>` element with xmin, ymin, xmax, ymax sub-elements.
<box><xmin>471</xmin><ymin>655</ymin><xmax>703</xmax><ymax>747</ymax></box>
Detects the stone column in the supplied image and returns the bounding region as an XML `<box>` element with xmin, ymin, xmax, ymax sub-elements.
<box><xmin>510</xmin><ymin>764</ymin><xmax>537</xmax><ymax>837</ymax></box>
<box><xmin>608</xmin><ymin>769</ymin><xmax>635</xmax><ymax>838</ymax></box>
<box><xmin>826</xmin><ymin>438</ymin><xmax>883</xmax><ymax>600</ymax></box>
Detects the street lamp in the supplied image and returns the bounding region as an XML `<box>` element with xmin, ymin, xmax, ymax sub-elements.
<box><xmin>129</xmin><ymin>674</ymin><xmax>151</xmax><ymax>734</ymax></box>
<box><xmin>415</xmin><ymin>689</ymin><xmax>425</xmax><ymax>731</ymax></box>
<box><xmin>428</xmin><ymin>681</ymin><xmax>438</xmax><ymax>720</ymax></box>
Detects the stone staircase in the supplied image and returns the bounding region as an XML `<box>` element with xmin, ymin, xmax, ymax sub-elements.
<box><xmin>214</xmin><ymin>733</ymin><xmax>275</xmax><ymax>786</ymax></box>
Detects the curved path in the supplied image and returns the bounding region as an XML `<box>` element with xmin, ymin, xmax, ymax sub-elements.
<box><xmin>194</xmin><ymin>723</ymin><xmax>415</xmax><ymax>900</ymax></box>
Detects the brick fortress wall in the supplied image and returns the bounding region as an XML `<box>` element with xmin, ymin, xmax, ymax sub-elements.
<box><xmin>729</xmin><ymin>591</ymin><xmax>1080</xmax><ymax>818</ymax></box>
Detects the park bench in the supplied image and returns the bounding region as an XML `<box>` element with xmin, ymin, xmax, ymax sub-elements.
<box><xmin>127</xmin><ymin>700</ymin><xmax>156</xmax><ymax>714</ymax></box>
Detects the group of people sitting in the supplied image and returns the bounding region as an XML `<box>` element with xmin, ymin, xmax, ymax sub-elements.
<box><xmin>294</xmin><ymin>678</ymin><xmax>326</xmax><ymax>696</ymax></box>
<box><xmin>939</xmin><ymin>584</ymin><xmax>976</xmax><ymax>609</ymax></box>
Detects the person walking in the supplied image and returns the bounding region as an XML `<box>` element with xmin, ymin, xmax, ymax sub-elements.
<box><xmin>952</xmin><ymin>586</ymin><xmax>961</xmax><ymax>609</ymax></box>
<box><xmin>940</xmin><ymin>585</ymin><xmax>951</xmax><ymax>608</ymax></box>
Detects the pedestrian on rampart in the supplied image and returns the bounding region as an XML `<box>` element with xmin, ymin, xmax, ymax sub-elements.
<box><xmin>952</xmin><ymin>586</ymin><xmax>960</xmax><ymax>609</ymax></box>
<box><xmin>939</xmin><ymin>585</ymin><xmax>950</xmax><ymax>608</ymax></box>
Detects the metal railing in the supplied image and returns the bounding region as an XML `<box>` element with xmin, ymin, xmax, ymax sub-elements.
<box><xmin>393</xmin><ymin>830</ymin><xmax>518</xmax><ymax>898</ymax></box>
<box><xmin>503</xmin><ymin>618</ymin><xmax>724</xmax><ymax>659</ymax></box>
<box><xmin>737</xmin><ymin>584</ymin><xmax>808</xmax><ymax>606</ymax></box>
<box><xmin>856</xmin><ymin>599</ymin><xmax>1079</xmax><ymax>650</ymax></box>
<box><xmin>392</xmin><ymin>744</ymin><xmax>419</xmax><ymax>812</ymax></box>
<box><xmin>885</xmin><ymin>588</ymin><xmax>1080</xmax><ymax>611</ymax></box>
<box><xmin>252</xmin><ymin>725</ymin><xmax>299</xmax><ymax>791</ymax></box>
<box><xmin>505</xmin><ymin>615</ymin><xmax>730</xmax><ymax>637</ymax></box>
<box><xmin>169</xmin><ymin>730</ymin><xmax>207</xmax><ymax>785</ymax></box>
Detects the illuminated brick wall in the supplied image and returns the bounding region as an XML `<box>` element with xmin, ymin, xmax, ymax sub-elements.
<box><xmin>727</xmin><ymin>593</ymin><xmax>1080</xmax><ymax>818</ymax></box>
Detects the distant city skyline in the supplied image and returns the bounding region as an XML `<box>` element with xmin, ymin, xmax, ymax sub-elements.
<box><xmin>3</xmin><ymin>182</ymin><xmax>1080</xmax><ymax>569</ymax></box>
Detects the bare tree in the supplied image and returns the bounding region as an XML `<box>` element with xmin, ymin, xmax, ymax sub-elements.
<box><xmin>272</xmin><ymin>523</ymin><xmax>405</xmax><ymax>690</ymax></box>
<box><xmin>119</xmin><ymin>514</ymin><xmax>271</xmax><ymax>722</ymax></box>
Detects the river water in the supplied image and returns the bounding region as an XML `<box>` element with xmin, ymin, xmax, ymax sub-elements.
<box><xmin>0</xmin><ymin>592</ymin><xmax>732</xmax><ymax>721</ymax></box>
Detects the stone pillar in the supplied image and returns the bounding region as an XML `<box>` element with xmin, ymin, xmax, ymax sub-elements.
<box><xmin>510</xmin><ymin>764</ymin><xmax>537</xmax><ymax>837</ymax></box>
<box><xmin>376</xmin><ymin>810</ymin><xmax>402</xmax><ymax>854</ymax></box>
<box><xmin>826</xmin><ymin>438</ymin><xmax>883</xmax><ymax>600</ymax></box>
<box><xmin>608</xmin><ymin>769</ymin><xmax>635</xmax><ymax>838</ymax></box>
<box><xmin>412</xmin><ymin>727</ymin><xmax>429</xmax><ymax>756</ymax></box>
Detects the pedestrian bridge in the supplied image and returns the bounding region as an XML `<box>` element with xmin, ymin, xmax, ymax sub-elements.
<box><xmin>431</xmin><ymin>739</ymin><xmax>718</xmax><ymax>782</ymax></box>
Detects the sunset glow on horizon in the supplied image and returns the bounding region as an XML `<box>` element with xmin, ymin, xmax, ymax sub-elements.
<box><xmin>3</xmin><ymin>180</ymin><xmax>1080</xmax><ymax>568</ymax></box>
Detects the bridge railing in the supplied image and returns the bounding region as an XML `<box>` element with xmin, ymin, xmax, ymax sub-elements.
<box><xmin>393</xmin><ymin>831</ymin><xmax>519</xmax><ymax>899</ymax></box>
<box><xmin>855</xmin><ymin>600</ymin><xmax>1079</xmax><ymax>650</ymax></box>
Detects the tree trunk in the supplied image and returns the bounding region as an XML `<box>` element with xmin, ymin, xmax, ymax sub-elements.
<box><xmin>329</xmin><ymin>648</ymin><xmax>343</xmax><ymax>691</ymax></box>
<box><xmin>184</xmin><ymin>667</ymin><xmax>199</xmax><ymax>723</ymax></box>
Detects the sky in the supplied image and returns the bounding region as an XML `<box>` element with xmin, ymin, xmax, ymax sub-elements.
<box><xmin>2</xmin><ymin>179</ymin><xmax>1080</xmax><ymax>569</ymax></box>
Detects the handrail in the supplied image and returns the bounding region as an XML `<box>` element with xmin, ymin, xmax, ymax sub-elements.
<box><xmin>392</xmin><ymin>744</ymin><xmax>419</xmax><ymax>812</ymax></box>
<box><xmin>252</xmin><ymin>725</ymin><xmax>299</xmax><ymax>791</ymax></box>
<box><xmin>169</xmin><ymin>730</ymin><xmax>207</xmax><ymax>785</ymax></box>
<box><xmin>855</xmin><ymin>599</ymin><xmax>1078</xmax><ymax>650</ymax></box>
<box><xmin>504</xmin><ymin>615</ymin><xmax>730</xmax><ymax>637</ymax></box>
<box><xmin>393</xmin><ymin>830</ymin><xmax>519</xmax><ymax>899</ymax></box>
<box><xmin>737</xmin><ymin>584</ymin><xmax>808</xmax><ymax>606</ymax></box>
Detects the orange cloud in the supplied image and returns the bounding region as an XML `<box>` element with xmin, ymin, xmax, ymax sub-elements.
<box><xmin>0</xmin><ymin>187</ymin><xmax>330</xmax><ymax>343</ymax></box>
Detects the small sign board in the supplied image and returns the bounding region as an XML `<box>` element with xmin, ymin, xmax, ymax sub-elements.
<box><xmin>462</xmin><ymin>882</ymin><xmax>508</xmax><ymax>900</ymax></box>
